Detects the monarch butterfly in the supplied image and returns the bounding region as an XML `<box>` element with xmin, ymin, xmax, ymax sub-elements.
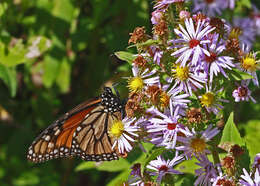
<box><xmin>27</xmin><ymin>87</ymin><xmax>124</xmax><ymax>163</ymax></box>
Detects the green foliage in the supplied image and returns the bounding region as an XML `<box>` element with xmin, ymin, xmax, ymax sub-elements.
<box><xmin>115</xmin><ymin>51</ymin><xmax>137</xmax><ymax>64</ymax></box>
<box><xmin>220</xmin><ymin>112</ymin><xmax>245</xmax><ymax>146</ymax></box>
<box><xmin>175</xmin><ymin>157</ymin><xmax>199</xmax><ymax>174</ymax></box>
<box><xmin>229</xmin><ymin>68</ymin><xmax>254</xmax><ymax>81</ymax></box>
<box><xmin>242</xmin><ymin>120</ymin><xmax>260</xmax><ymax>161</ymax></box>
<box><xmin>0</xmin><ymin>0</ymin><xmax>149</xmax><ymax>185</ymax></box>
<box><xmin>0</xmin><ymin>39</ymin><xmax>27</xmax><ymax>67</ymax></box>
<box><xmin>0</xmin><ymin>2</ymin><xmax>7</xmax><ymax>18</ymax></box>
<box><xmin>0</xmin><ymin>64</ymin><xmax>17</xmax><ymax>97</ymax></box>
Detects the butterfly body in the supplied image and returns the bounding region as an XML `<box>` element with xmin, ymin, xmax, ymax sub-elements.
<box><xmin>27</xmin><ymin>87</ymin><xmax>123</xmax><ymax>163</ymax></box>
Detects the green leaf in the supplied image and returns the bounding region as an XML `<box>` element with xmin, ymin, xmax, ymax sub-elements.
<box><xmin>144</xmin><ymin>147</ymin><xmax>165</xmax><ymax>168</ymax></box>
<box><xmin>0</xmin><ymin>167</ymin><xmax>5</xmax><ymax>179</ymax></box>
<box><xmin>75</xmin><ymin>155</ymin><xmax>131</xmax><ymax>174</ymax></box>
<box><xmin>240</xmin><ymin>0</ymin><xmax>251</xmax><ymax>8</ymax></box>
<box><xmin>142</xmin><ymin>142</ymin><xmax>154</xmax><ymax>152</ymax></box>
<box><xmin>52</xmin><ymin>0</ymin><xmax>77</xmax><ymax>22</ymax></box>
<box><xmin>97</xmin><ymin>158</ymin><xmax>130</xmax><ymax>172</ymax></box>
<box><xmin>243</xmin><ymin>120</ymin><xmax>260</xmax><ymax>161</ymax></box>
<box><xmin>107</xmin><ymin>169</ymin><xmax>130</xmax><ymax>186</ymax></box>
<box><xmin>0</xmin><ymin>2</ymin><xmax>8</xmax><ymax>17</ymax></box>
<box><xmin>0</xmin><ymin>64</ymin><xmax>17</xmax><ymax>97</ymax></box>
<box><xmin>128</xmin><ymin>39</ymin><xmax>159</xmax><ymax>48</ymax></box>
<box><xmin>12</xmin><ymin>172</ymin><xmax>39</xmax><ymax>186</ymax></box>
<box><xmin>238</xmin><ymin>146</ymin><xmax>250</xmax><ymax>173</ymax></box>
<box><xmin>56</xmin><ymin>59</ymin><xmax>71</xmax><ymax>93</ymax></box>
<box><xmin>229</xmin><ymin>68</ymin><xmax>253</xmax><ymax>81</ymax></box>
<box><xmin>114</xmin><ymin>51</ymin><xmax>137</xmax><ymax>64</ymax></box>
<box><xmin>42</xmin><ymin>55</ymin><xmax>59</xmax><ymax>88</ymax></box>
<box><xmin>75</xmin><ymin>162</ymin><xmax>96</xmax><ymax>171</ymax></box>
<box><xmin>0</xmin><ymin>40</ymin><xmax>27</xmax><ymax>67</ymax></box>
<box><xmin>175</xmin><ymin>157</ymin><xmax>199</xmax><ymax>174</ymax></box>
<box><xmin>175</xmin><ymin>174</ymin><xmax>195</xmax><ymax>186</ymax></box>
<box><xmin>220</xmin><ymin>112</ymin><xmax>244</xmax><ymax>146</ymax></box>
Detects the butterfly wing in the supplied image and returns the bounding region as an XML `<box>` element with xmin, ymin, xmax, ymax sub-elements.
<box><xmin>72</xmin><ymin>105</ymin><xmax>121</xmax><ymax>161</ymax></box>
<box><xmin>27</xmin><ymin>88</ymin><xmax>123</xmax><ymax>163</ymax></box>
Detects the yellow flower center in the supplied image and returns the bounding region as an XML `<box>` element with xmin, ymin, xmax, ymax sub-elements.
<box><xmin>160</xmin><ymin>91</ymin><xmax>170</xmax><ymax>108</ymax></box>
<box><xmin>109</xmin><ymin>120</ymin><xmax>124</xmax><ymax>138</ymax></box>
<box><xmin>128</xmin><ymin>76</ymin><xmax>144</xmax><ymax>92</ymax></box>
<box><xmin>200</xmin><ymin>92</ymin><xmax>215</xmax><ymax>107</ymax></box>
<box><xmin>173</xmin><ymin>65</ymin><xmax>190</xmax><ymax>81</ymax></box>
<box><xmin>190</xmin><ymin>137</ymin><xmax>206</xmax><ymax>153</ymax></box>
<box><xmin>229</xmin><ymin>27</ymin><xmax>242</xmax><ymax>39</ymax></box>
<box><xmin>241</xmin><ymin>54</ymin><xmax>257</xmax><ymax>72</ymax></box>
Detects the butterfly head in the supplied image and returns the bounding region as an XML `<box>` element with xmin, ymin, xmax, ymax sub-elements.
<box><xmin>101</xmin><ymin>87</ymin><xmax>123</xmax><ymax>113</ymax></box>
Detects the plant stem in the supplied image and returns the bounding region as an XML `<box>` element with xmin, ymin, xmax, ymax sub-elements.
<box><xmin>212</xmin><ymin>145</ymin><xmax>221</xmax><ymax>165</ymax></box>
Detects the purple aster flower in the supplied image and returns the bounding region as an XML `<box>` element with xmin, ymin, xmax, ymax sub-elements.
<box><xmin>199</xmin><ymin>85</ymin><xmax>228</xmax><ymax>115</ymax></box>
<box><xmin>226</xmin><ymin>0</ymin><xmax>236</xmax><ymax>9</ymax></box>
<box><xmin>154</xmin><ymin>0</ymin><xmax>185</xmax><ymax>12</ymax></box>
<box><xmin>253</xmin><ymin>153</ymin><xmax>260</xmax><ymax>171</ymax></box>
<box><xmin>168</xmin><ymin>86</ymin><xmax>191</xmax><ymax>116</ymax></box>
<box><xmin>232</xmin><ymin>17</ymin><xmax>256</xmax><ymax>48</ymax></box>
<box><xmin>169</xmin><ymin>18</ymin><xmax>215</xmax><ymax>67</ymax></box>
<box><xmin>232</xmin><ymin>80</ymin><xmax>256</xmax><ymax>103</ymax></box>
<box><xmin>151</xmin><ymin>10</ymin><xmax>163</xmax><ymax>25</ymax></box>
<box><xmin>199</xmin><ymin>33</ymin><xmax>234</xmax><ymax>82</ymax></box>
<box><xmin>252</xmin><ymin>7</ymin><xmax>260</xmax><ymax>35</ymax></box>
<box><xmin>192</xmin><ymin>0</ymin><xmax>227</xmax><ymax>17</ymax></box>
<box><xmin>147</xmin><ymin>107</ymin><xmax>184</xmax><ymax>149</ymax></box>
<box><xmin>235</xmin><ymin>45</ymin><xmax>260</xmax><ymax>87</ymax></box>
<box><xmin>240</xmin><ymin>168</ymin><xmax>260</xmax><ymax>185</ymax></box>
<box><xmin>127</xmin><ymin>65</ymin><xmax>160</xmax><ymax>92</ymax></box>
<box><xmin>176</xmin><ymin>125</ymin><xmax>220</xmax><ymax>159</ymax></box>
<box><xmin>128</xmin><ymin>163</ymin><xmax>145</xmax><ymax>186</ymax></box>
<box><xmin>149</xmin><ymin>45</ymin><xmax>163</xmax><ymax>65</ymax></box>
<box><xmin>158</xmin><ymin>82</ymin><xmax>190</xmax><ymax>115</ymax></box>
<box><xmin>146</xmin><ymin>155</ymin><xmax>183</xmax><ymax>183</ymax></box>
<box><xmin>170</xmin><ymin>64</ymin><xmax>206</xmax><ymax>95</ymax></box>
<box><xmin>179</xmin><ymin>10</ymin><xmax>191</xmax><ymax>20</ymax></box>
<box><xmin>109</xmin><ymin>117</ymin><xmax>139</xmax><ymax>154</ymax></box>
<box><xmin>194</xmin><ymin>155</ymin><xmax>218</xmax><ymax>186</ymax></box>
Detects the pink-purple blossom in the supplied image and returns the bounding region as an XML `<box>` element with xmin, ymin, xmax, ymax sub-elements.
<box><xmin>170</xmin><ymin>18</ymin><xmax>215</xmax><ymax>67</ymax></box>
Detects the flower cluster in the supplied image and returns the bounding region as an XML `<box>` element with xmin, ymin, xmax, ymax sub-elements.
<box><xmin>112</xmin><ymin>0</ymin><xmax>260</xmax><ymax>185</ymax></box>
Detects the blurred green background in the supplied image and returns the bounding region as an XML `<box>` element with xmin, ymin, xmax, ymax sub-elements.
<box><xmin>0</xmin><ymin>0</ymin><xmax>150</xmax><ymax>185</ymax></box>
<box><xmin>0</xmin><ymin>0</ymin><xmax>260</xmax><ymax>186</ymax></box>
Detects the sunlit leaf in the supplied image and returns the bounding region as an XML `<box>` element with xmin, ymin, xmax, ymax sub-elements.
<box><xmin>0</xmin><ymin>2</ymin><xmax>8</xmax><ymax>17</ymax></box>
<box><xmin>0</xmin><ymin>40</ymin><xmax>27</xmax><ymax>67</ymax></box>
<box><xmin>175</xmin><ymin>157</ymin><xmax>199</xmax><ymax>174</ymax></box>
<box><xmin>75</xmin><ymin>162</ymin><xmax>96</xmax><ymax>171</ymax></box>
<box><xmin>42</xmin><ymin>55</ymin><xmax>59</xmax><ymax>88</ymax></box>
<box><xmin>220</xmin><ymin>112</ymin><xmax>244</xmax><ymax>146</ymax></box>
<box><xmin>114</xmin><ymin>51</ymin><xmax>136</xmax><ymax>64</ymax></box>
<box><xmin>97</xmin><ymin>158</ymin><xmax>130</xmax><ymax>172</ymax></box>
<box><xmin>243</xmin><ymin>120</ymin><xmax>260</xmax><ymax>161</ymax></box>
<box><xmin>240</xmin><ymin>0</ymin><xmax>251</xmax><ymax>8</ymax></box>
<box><xmin>0</xmin><ymin>64</ymin><xmax>17</xmax><ymax>97</ymax></box>
<box><xmin>56</xmin><ymin>59</ymin><xmax>71</xmax><ymax>93</ymax></box>
<box><xmin>13</xmin><ymin>172</ymin><xmax>39</xmax><ymax>186</ymax></box>
<box><xmin>107</xmin><ymin>169</ymin><xmax>130</xmax><ymax>186</ymax></box>
<box><xmin>229</xmin><ymin>68</ymin><xmax>253</xmax><ymax>81</ymax></box>
<box><xmin>144</xmin><ymin>147</ymin><xmax>165</xmax><ymax>168</ymax></box>
<box><xmin>52</xmin><ymin>0</ymin><xmax>77</xmax><ymax>22</ymax></box>
<box><xmin>128</xmin><ymin>39</ymin><xmax>159</xmax><ymax>48</ymax></box>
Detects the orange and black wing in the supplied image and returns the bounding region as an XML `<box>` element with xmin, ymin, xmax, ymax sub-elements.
<box><xmin>27</xmin><ymin>87</ymin><xmax>123</xmax><ymax>163</ymax></box>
